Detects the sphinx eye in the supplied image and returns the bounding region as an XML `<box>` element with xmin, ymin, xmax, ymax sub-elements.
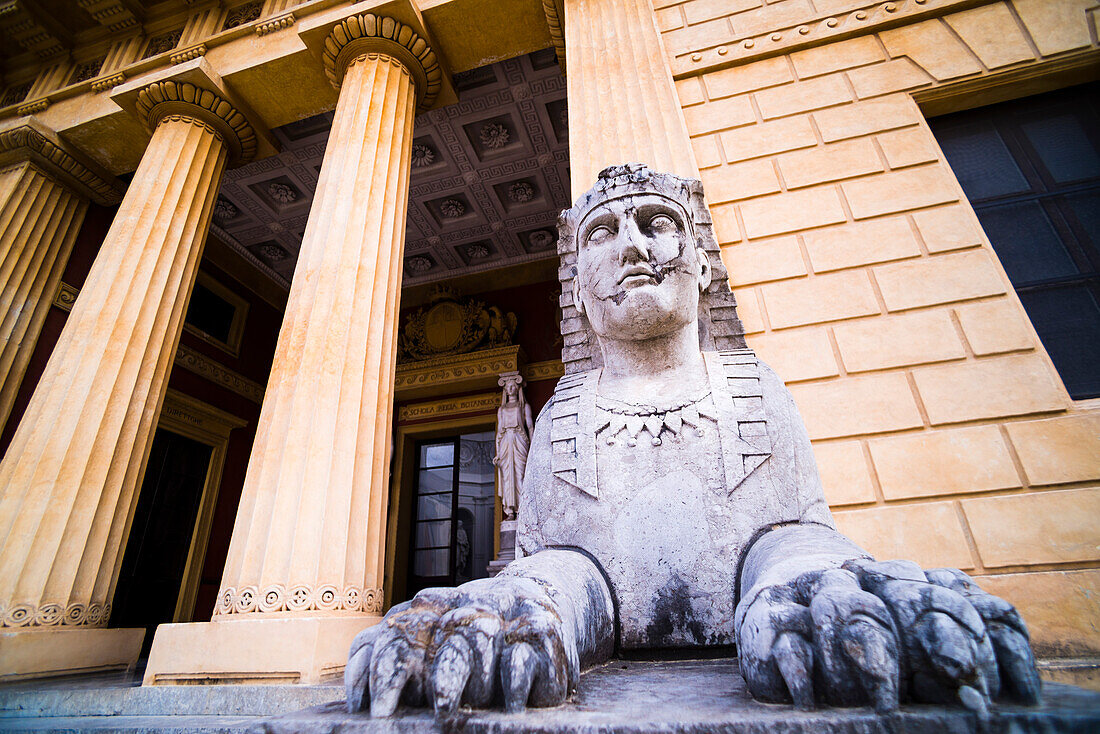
<box><xmin>586</xmin><ymin>225</ymin><xmax>613</xmax><ymax>244</ymax></box>
<box><xmin>649</xmin><ymin>214</ymin><xmax>676</xmax><ymax>231</ymax></box>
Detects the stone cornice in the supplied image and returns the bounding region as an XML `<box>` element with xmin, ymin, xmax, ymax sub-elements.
<box><xmin>0</xmin><ymin>121</ymin><xmax>124</xmax><ymax>205</ymax></box>
<box><xmin>135</xmin><ymin>80</ymin><xmax>258</xmax><ymax>164</ymax></box>
<box><xmin>173</xmin><ymin>343</ymin><xmax>266</xmax><ymax>404</ymax></box>
<box><xmin>395</xmin><ymin>344</ymin><xmax>524</xmax><ymax>397</ymax></box>
<box><xmin>321</xmin><ymin>13</ymin><xmax>442</xmax><ymax>109</ymax></box>
<box><xmin>667</xmin><ymin>0</ymin><xmax>988</xmax><ymax>79</ymax></box>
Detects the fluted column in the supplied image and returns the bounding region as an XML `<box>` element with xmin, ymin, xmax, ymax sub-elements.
<box><xmin>564</xmin><ymin>0</ymin><xmax>699</xmax><ymax>197</ymax></box>
<box><xmin>0</xmin><ymin>163</ymin><xmax>88</xmax><ymax>436</ymax></box>
<box><xmin>0</xmin><ymin>80</ymin><xmax>254</xmax><ymax>681</ymax></box>
<box><xmin>143</xmin><ymin>13</ymin><xmax>440</xmax><ymax>686</ymax></box>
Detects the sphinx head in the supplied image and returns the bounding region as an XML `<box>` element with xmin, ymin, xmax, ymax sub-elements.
<box><xmin>559</xmin><ymin>164</ymin><xmax>712</xmax><ymax>343</ymax></box>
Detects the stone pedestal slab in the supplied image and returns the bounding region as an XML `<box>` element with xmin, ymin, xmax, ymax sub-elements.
<box><xmin>143</xmin><ymin>615</ymin><xmax>378</xmax><ymax>686</ymax></box>
<box><xmin>0</xmin><ymin>627</ymin><xmax>144</xmax><ymax>682</ymax></box>
<box><xmin>256</xmin><ymin>659</ymin><xmax>1100</xmax><ymax>733</ymax></box>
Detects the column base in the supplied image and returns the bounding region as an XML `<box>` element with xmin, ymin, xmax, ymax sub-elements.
<box><xmin>143</xmin><ymin>614</ymin><xmax>380</xmax><ymax>686</ymax></box>
<box><xmin>0</xmin><ymin>626</ymin><xmax>145</xmax><ymax>682</ymax></box>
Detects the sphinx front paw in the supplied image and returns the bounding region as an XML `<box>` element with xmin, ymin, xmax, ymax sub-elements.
<box><xmin>735</xmin><ymin>560</ymin><xmax>1041</xmax><ymax>714</ymax></box>
<box><xmin>344</xmin><ymin>580</ymin><xmax>578</xmax><ymax>717</ymax></box>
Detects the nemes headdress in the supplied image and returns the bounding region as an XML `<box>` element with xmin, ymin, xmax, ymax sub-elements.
<box><xmin>556</xmin><ymin>164</ymin><xmax>746</xmax><ymax>375</ymax></box>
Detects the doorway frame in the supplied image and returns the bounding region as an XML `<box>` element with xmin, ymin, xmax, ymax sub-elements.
<box><xmin>154</xmin><ymin>389</ymin><xmax>246</xmax><ymax>622</ymax></box>
<box><xmin>384</xmin><ymin>409</ymin><xmax>498</xmax><ymax>611</ymax></box>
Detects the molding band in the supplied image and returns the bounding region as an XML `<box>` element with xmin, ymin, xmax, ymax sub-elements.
<box><xmin>0</xmin><ymin>124</ymin><xmax>124</xmax><ymax>205</ymax></box>
<box><xmin>215</xmin><ymin>584</ymin><xmax>383</xmax><ymax>616</ymax></box>
<box><xmin>135</xmin><ymin>80</ymin><xmax>258</xmax><ymax>164</ymax></box>
<box><xmin>321</xmin><ymin>13</ymin><xmax>441</xmax><ymax>109</ymax></box>
<box><xmin>1</xmin><ymin>600</ymin><xmax>111</xmax><ymax>628</ymax></box>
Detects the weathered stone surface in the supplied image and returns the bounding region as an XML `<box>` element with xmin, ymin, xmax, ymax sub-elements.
<box><xmin>264</xmin><ymin>660</ymin><xmax>1100</xmax><ymax>734</ymax></box>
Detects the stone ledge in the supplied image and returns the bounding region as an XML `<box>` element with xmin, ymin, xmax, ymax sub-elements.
<box><xmin>255</xmin><ymin>659</ymin><xmax>1100</xmax><ymax>734</ymax></box>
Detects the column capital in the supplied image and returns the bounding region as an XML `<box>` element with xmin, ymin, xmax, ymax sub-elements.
<box><xmin>134</xmin><ymin>80</ymin><xmax>258</xmax><ymax>164</ymax></box>
<box><xmin>320</xmin><ymin>13</ymin><xmax>442</xmax><ymax>109</ymax></box>
<box><xmin>0</xmin><ymin>119</ymin><xmax>124</xmax><ymax>205</ymax></box>
<box><xmin>111</xmin><ymin>58</ymin><xmax>277</xmax><ymax>167</ymax></box>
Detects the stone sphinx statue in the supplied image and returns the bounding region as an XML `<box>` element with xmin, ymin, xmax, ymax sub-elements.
<box><xmin>346</xmin><ymin>164</ymin><xmax>1041</xmax><ymax>719</ymax></box>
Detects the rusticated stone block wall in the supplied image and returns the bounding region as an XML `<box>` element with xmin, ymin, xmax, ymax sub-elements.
<box><xmin>657</xmin><ymin>0</ymin><xmax>1100</xmax><ymax>664</ymax></box>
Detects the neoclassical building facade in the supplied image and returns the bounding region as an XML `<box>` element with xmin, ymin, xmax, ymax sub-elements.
<box><xmin>0</xmin><ymin>0</ymin><xmax>1097</xmax><ymax>689</ymax></box>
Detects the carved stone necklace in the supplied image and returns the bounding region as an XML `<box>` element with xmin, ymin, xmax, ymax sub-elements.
<box><xmin>596</xmin><ymin>389</ymin><xmax>716</xmax><ymax>446</ymax></box>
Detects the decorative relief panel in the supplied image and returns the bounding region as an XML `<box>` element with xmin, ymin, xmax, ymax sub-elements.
<box><xmin>398</xmin><ymin>286</ymin><xmax>517</xmax><ymax>363</ymax></box>
<box><xmin>213</xmin><ymin>48</ymin><xmax>568</xmax><ymax>287</ymax></box>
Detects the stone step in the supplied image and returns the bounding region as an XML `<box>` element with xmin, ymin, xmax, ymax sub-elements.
<box><xmin>0</xmin><ymin>684</ymin><xmax>343</xmax><ymax>718</ymax></box>
<box><xmin>0</xmin><ymin>713</ymin><xmax>258</xmax><ymax>733</ymax></box>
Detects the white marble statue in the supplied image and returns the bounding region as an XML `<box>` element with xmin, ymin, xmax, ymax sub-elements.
<box><xmin>493</xmin><ymin>372</ymin><xmax>533</xmax><ymax>521</ymax></box>
<box><xmin>346</xmin><ymin>165</ymin><xmax>1040</xmax><ymax>719</ymax></box>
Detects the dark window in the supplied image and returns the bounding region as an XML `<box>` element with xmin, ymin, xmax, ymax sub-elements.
<box><xmin>929</xmin><ymin>83</ymin><xmax>1100</xmax><ymax>399</ymax></box>
<box><xmin>185</xmin><ymin>281</ymin><xmax>237</xmax><ymax>344</ymax></box>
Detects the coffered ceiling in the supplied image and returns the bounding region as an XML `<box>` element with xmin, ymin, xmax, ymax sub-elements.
<box><xmin>210</xmin><ymin>48</ymin><xmax>569</xmax><ymax>292</ymax></box>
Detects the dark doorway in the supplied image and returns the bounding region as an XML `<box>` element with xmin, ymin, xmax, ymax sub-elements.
<box><xmin>111</xmin><ymin>428</ymin><xmax>213</xmax><ymax>652</ymax></box>
<box><xmin>407</xmin><ymin>432</ymin><xmax>496</xmax><ymax>597</ymax></box>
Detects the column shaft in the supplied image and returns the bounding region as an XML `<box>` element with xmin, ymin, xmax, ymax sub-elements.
<box><xmin>565</xmin><ymin>0</ymin><xmax>699</xmax><ymax>198</ymax></box>
<box><xmin>216</xmin><ymin>52</ymin><xmax>415</xmax><ymax>618</ymax></box>
<box><xmin>0</xmin><ymin>163</ymin><xmax>88</xmax><ymax>435</ymax></box>
<box><xmin>0</xmin><ymin>116</ymin><xmax>227</xmax><ymax>629</ymax></box>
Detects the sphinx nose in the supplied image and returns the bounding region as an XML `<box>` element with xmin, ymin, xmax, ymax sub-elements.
<box><xmin>617</xmin><ymin>217</ymin><xmax>650</xmax><ymax>263</ymax></box>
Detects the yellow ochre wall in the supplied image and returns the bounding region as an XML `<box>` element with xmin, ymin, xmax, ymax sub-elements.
<box><xmin>658</xmin><ymin>0</ymin><xmax>1100</xmax><ymax>670</ymax></box>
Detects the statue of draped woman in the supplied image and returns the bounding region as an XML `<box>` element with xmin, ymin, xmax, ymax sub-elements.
<box><xmin>493</xmin><ymin>372</ymin><xmax>533</xmax><ymax>520</ymax></box>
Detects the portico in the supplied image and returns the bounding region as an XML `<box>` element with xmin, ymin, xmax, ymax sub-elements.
<box><xmin>0</xmin><ymin>0</ymin><xmax>1097</xmax><ymax>693</ymax></box>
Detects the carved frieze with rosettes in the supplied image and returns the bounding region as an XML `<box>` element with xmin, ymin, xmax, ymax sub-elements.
<box><xmin>215</xmin><ymin>584</ymin><xmax>383</xmax><ymax>616</ymax></box>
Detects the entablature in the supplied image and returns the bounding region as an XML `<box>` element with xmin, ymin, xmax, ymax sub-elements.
<box><xmin>1</xmin><ymin>0</ymin><xmax>553</xmax><ymax>177</ymax></box>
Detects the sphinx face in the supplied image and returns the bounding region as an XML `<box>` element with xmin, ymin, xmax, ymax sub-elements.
<box><xmin>574</xmin><ymin>193</ymin><xmax>710</xmax><ymax>341</ymax></box>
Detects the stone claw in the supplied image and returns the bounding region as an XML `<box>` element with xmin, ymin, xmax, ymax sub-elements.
<box><xmin>989</xmin><ymin>622</ymin><xmax>1041</xmax><ymax>705</ymax></box>
<box><xmin>502</xmin><ymin>641</ymin><xmax>539</xmax><ymax>713</ymax></box>
<box><xmin>915</xmin><ymin>611</ymin><xmax>977</xmax><ymax>685</ymax></box>
<box><xmin>841</xmin><ymin>617</ymin><xmax>898</xmax><ymax>714</ymax></box>
<box><xmin>345</xmin><ymin>642</ymin><xmax>372</xmax><ymax>713</ymax></box>
<box><xmin>369</xmin><ymin>640</ymin><xmax>413</xmax><ymax>718</ymax></box>
<box><xmin>774</xmin><ymin>632</ymin><xmax>814</xmax><ymax>710</ymax></box>
<box><xmin>431</xmin><ymin>636</ymin><xmax>472</xmax><ymax>714</ymax></box>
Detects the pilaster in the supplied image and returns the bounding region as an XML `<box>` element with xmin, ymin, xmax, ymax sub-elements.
<box><xmin>564</xmin><ymin>0</ymin><xmax>699</xmax><ymax>198</ymax></box>
<box><xmin>0</xmin><ymin>68</ymin><xmax>257</xmax><ymax>681</ymax></box>
<box><xmin>143</xmin><ymin>11</ymin><xmax>440</xmax><ymax>686</ymax></box>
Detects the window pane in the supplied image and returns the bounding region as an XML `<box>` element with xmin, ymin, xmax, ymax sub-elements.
<box><xmin>417</xmin><ymin>466</ymin><xmax>453</xmax><ymax>494</ymax></box>
<box><xmin>455</xmin><ymin>431</ymin><xmax>497</xmax><ymax>584</ymax></box>
<box><xmin>413</xmin><ymin>548</ymin><xmax>449</xmax><ymax>577</ymax></box>
<box><xmin>419</xmin><ymin>442</ymin><xmax>453</xmax><ymax>468</ymax></box>
<box><xmin>976</xmin><ymin>201</ymin><xmax>1078</xmax><ymax>284</ymax></box>
<box><xmin>185</xmin><ymin>282</ymin><xmax>236</xmax><ymax>343</ymax></box>
<box><xmin>937</xmin><ymin>121</ymin><xmax>1030</xmax><ymax>201</ymax></box>
<box><xmin>417</xmin><ymin>493</ymin><xmax>452</xmax><ymax>521</ymax></box>
<box><xmin>415</xmin><ymin>520</ymin><xmax>451</xmax><ymax>548</ymax></box>
<box><xmin>1019</xmin><ymin>285</ymin><xmax>1100</xmax><ymax>399</ymax></box>
<box><xmin>1064</xmin><ymin>191</ymin><xmax>1100</xmax><ymax>254</ymax></box>
<box><xmin>1020</xmin><ymin>114</ymin><xmax>1100</xmax><ymax>185</ymax></box>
